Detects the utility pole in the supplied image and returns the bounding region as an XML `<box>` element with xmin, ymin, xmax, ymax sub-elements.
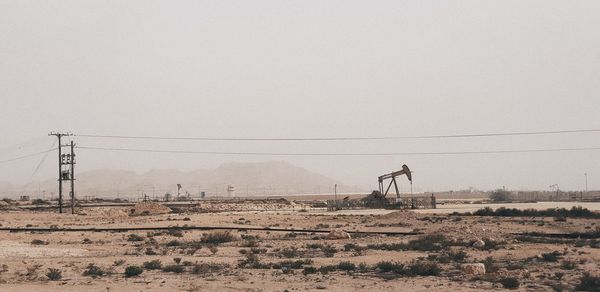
<box><xmin>585</xmin><ymin>173</ymin><xmax>588</xmax><ymax>193</ymax></box>
<box><xmin>48</xmin><ymin>132</ymin><xmax>72</xmax><ymax>213</ymax></box>
<box><xmin>334</xmin><ymin>184</ymin><xmax>337</xmax><ymax>202</ymax></box>
<box><xmin>69</xmin><ymin>140</ymin><xmax>76</xmax><ymax>214</ymax></box>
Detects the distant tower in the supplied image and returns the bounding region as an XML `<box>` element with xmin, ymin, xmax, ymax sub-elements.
<box><xmin>227</xmin><ymin>185</ymin><xmax>236</xmax><ymax>197</ymax></box>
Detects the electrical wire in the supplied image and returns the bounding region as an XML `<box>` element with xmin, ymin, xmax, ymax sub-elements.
<box><xmin>0</xmin><ymin>148</ymin><xmax>57</xmax><ymax>164</ymax></box>
<box><xmin>77</xmin><ymin>145</ymin><xmax>600</xmax><ymax>157</ymax></box>
<box><xmin>29</xmin><ymin>140</ymin><xmax>57</xmax><ymax>179</ymax></box>
<box><xmin>74</xmin><ymin>128</ymin><xmax>600</xmax><ymax>141</ymax></box>
<box><xmin>0</xmin><ymin>137</ymin><xmax>50</xmax><ymax>152</ymax></box>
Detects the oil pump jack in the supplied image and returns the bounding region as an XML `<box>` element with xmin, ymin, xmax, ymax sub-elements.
<box><xmin>363</xmin><ymin>164</ymin><xmax>413</xmax><ymax>208</ymax></box>
<box><xmin>378</xmin><ymin>164</ymin><xmax>412</xmax><ymax>198</ymax></box>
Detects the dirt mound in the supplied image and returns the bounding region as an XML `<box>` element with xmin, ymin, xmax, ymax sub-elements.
<box><xmin>433</xmin><ymin>225</ymin><xmax>497</xmax><ymax>243</ymax></box>
<box><xmin>130</xmin><ymin>202</ymin><xmax>171</xmax><ymax>216</ymax></box>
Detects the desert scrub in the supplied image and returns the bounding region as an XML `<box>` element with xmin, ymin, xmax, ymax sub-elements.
<box><xmin>272</xmin><ymin>259</ymin><xmax>313</xmax><ymax>270</ymax></box>
<box><xmin>318</xmin><ymin>265</ymin><xmax>337</xmax><ymax>275</ymax></box>
<box><xmin>499</xmin><ymin>277</ymin><xmax>520</xmax><ymax>289</ymax></box>
<box><xmin>303</xmin><ymin>266</ymin><xmax>318</xmax><ymax>275</ymax></box>
<box><xmin>124</xmin><ymin>266</ymin><xmax>143</xmax><ymax>277</ymax></box>
<box><xmin>321</xmin><ymin>245</ymin><xmax>337</xmax><ymax>257</ymax></box>
<box><xmin>337</xmin><ymin>261</ymin><xmax>356</xmax><ymax>272</ymax></box>
<box><xmin>162</xmin><ymin>265</ymin><xmax>185</xmax><ymax>273</ymax></box>
<box><xmin>201</xmin><ymin>231</ymin><xmax>237</xmax><ymax>244</ymax></box>
<box><xmin>376</xmin><ymin>261</ymin><xmax>405</xmax><ymax>274</ymax></box>
<box><xmin>237</xmin><ymin>253</ymin><xmax>270</xmax><ymax>269</ymax></box>
<box><xmin>561</xmin><ymin>260</ymin><xmax>577</xmax><ymax>270</ymax></box>
<box><xmin>279</xmin><ymin>247</ymin><xmax>300</xmax><ymax>258</ymax></box>
<box><xmin>541</xmin><ymin>251</ymin><xmax>561</xmax><ymax>262</ymax></box>
<box><xmin>192</xmin><ymin>263</ymin><xmax>227</xmax><ymax>275</ymax></box>
<box><xmin>306</xmin><ymin>243</ymin><xmax>324</xmax><ymax>249</ymax></box>
<box><xmin>576</xmin><ymin>273</ymin><xmax>600</xmax><ymax>291</ymax></box>
<box><xmin>407</xmin><ymin>261</ymin><xmax>441</xmax><ymax>276</ymax></box>
<box><xmin>437</xmin><ymin>249</ymin><xmax>468</xmax><ymax>263</ymax></box>
<box><xmin>46</xmin><ymin>268</ymin><xmax>62</xmax><ymax>281</ymax></box>
<box><xmin>83</xmin><ymin>264</ymin><xmax>106</xmax><ymax>277</ymax></box>
<box><xmin>31</xmin><ymin>239</ymin><xmax>48</xmax><ymax>245</ymax></box>
<box><xmin>166</xmin><ymin>240</ymin><xmax>183</xmax><ymax>247</ymax></box>
<box><xmin>142</xmin><ymin>260</ymin><xmax>162</xmax><ymax>270</ymax></box>
<box><xmin>127</xmin><ymin>234</ymin><xmax>145</xmax><ymax>242</ymax></box>
<box><xmin>241</xmin><ymin>239</ymin><xmax>259</xmax><ymax>247</ymax></box>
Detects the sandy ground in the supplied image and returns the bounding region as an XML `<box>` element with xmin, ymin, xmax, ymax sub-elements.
<box><xmin>0</xmin><ymin>203</ymin><xmax>599</xmax><ymax>291</ymax></box>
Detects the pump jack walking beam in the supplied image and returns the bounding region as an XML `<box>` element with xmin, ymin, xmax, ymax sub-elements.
<box><xmin>378</xmin><ymin>164</ymin><xmax>412</xmax><ymax>198</ymax></box>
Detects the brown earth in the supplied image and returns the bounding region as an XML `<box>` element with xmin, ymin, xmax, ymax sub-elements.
<box><xmin>0</xmin><ymin>203</ymin><xmax>598</xmax><ymax>291</ymax></box>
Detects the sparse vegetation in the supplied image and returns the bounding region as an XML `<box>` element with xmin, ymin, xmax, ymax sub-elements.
<box><xmin>83</xmin><ymin>264</ymin><xmax>106</xmax><ymax>277</ymax></box>
<box><xmin>124</xmin><ymin>266</ymin><xmax>143</xmax><ymax>277</ymax></box>
<box><xmin>279</xmin><ymin>247</ymin><xmax>299</xmax><ymax>258</ymax></box>
<box><xmin>337</xmin><ymin>261</ymin><xmax>356</xmax><ymax>272</ymax></box>
<box><xmin>499</xmin><ymin>277</ymin><xmax>520</xmax><ymax>289</ymax></box>
<box><xmin>3</xmin><ymin>195</ymin><xmax>599</xmax><ymax>290</ymax></box>
<box><xmin>272</xmin><ymin>259</ymin><xmax>313</xmax><ymax>269</ymax></box>
<box><xmin>162</xmin><ymin>264</ymin><xmax>185</xmax><ymax>273</ymax></box>
<box><xmin>542</xmin><ymin>251</ymin><xmax>562</xmax><ymax>262</ymax></box>
<box><xmin>407</xmin><ymin>261</ymin><xmax>441</xmax><ymax>276</ymax></box>
<box><xmin>561</xmin><ymin>260</ymin><xmax>577</xmax><ymax>270</ymax></box>
<box><xmin>483</xmin><ymin>257</ymin><xmax>499</xmax><ymax>273</ymax></box>
<box><xmin>142</xmin><ymin>260</ymin><xmax>163</xmax><ymax>270</ymax></box>
<box><xmin>471</xmin><ymin>206</ymin><xmax>600</xmax><ymax>219</ymax></box>
<box><xmin>303</xmin><ymin>266</ymin><xmax>318</xmax><ymax>275</ymax></box>
<box><xmin>306</xmin><ymin>243</ymin><xmax>324</xmax><ymax>249</ymax></box>
<box><xmin>192</xmin><ymin>263</ymin><xmax>227</xmax><ymax>275</ymax></box>
<box><xmin>576</xmin><ymin>273</ymin><xmax>600</xmax><ymax>291</ymax></box>
<box><xmin>201</xmin><ymin>231</ymin><xmax>237</xmax><ymax>245</ymax></box>
<box><xmin>238</xmin><ymin>253</ymin><xmax>270</xmax><ymax>269</ymax></box>
<box><xmin>31</xmin><ymin>239</ymin><xmax>48</xmax><ymax>245</ymax></box>
<box><xmin>321</xmin><ymin>244</ymin><xmax>338</xmax><ymax>257</ymax></box>
<box><xmin>46</xmin><ymin>268</ymin><xmax>62</xmax><ymax>281</ymax></box>
<box><xmin>376</xmin><ymin>261</ymin><xmax>405</xmax><ymax>274</ymax></box>
<box><xmin>127</xmin><ymin>234</ymin><xmax>145</xmax><ymax>242</ymax></box>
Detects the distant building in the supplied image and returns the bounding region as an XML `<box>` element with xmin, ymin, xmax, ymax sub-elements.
<box><xmin>227</xmin><ymin>185</ymin><xmax>236</xmax><ymax>197</ymax></box>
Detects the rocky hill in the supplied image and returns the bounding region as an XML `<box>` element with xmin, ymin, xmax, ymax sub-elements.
<box><xmin>0</xmin><ymin>161</ymin><xmax>344</xmax><ymax>199</ymax></box>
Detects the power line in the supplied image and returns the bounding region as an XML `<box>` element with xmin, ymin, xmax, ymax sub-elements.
<box><xmin>29</xmin><ymin>140</ymin><xmax>57</xmax><ymax>180</ymax></box>
<box><xmin>74</xmin><ymin>128</ymin><xmax>600</xmax><ymax>141</ymax></box>
<box><xmin>77</xmin><ymin>145</ymin><xmax>600</xmax><ymax>157</ymax></box>
<box><xmin>0</xmin><ymin>137</ymin><xmax>50</xmax><ymax>152</ymax></box>
<box><xmin>0</xmin><ymin>148</ymin><xmax>57</xmax><ymax>164</ymax></box>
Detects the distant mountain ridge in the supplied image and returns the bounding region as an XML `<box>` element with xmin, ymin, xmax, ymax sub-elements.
<box><xmin>0</xmin><ymin>161</ymin><xmax>346</xmax><ymax>199</ymax></box>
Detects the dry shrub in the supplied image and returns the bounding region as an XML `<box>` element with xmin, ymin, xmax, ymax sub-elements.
<box><xmin>201</xmin><ymin>231</ymin><xmax>237</xmax><ymax>245</ymax></box>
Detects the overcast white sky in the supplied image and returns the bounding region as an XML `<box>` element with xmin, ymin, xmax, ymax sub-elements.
<box><xmin>1</xmin><ymin>0</ymin><xmax>599</xmax><ymax>192</ymax></box>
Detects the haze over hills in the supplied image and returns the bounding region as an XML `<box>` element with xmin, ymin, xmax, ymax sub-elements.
<box><xmin>0</xmin><ymin>161</ymin><xmax>357</xmax><ymax>199</ymax></box>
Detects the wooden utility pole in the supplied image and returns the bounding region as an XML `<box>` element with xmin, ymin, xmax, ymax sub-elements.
<box><xmin>48</xmin><ymin>132</ymin><xmax>72</xmax><ymax>213</ymax></box>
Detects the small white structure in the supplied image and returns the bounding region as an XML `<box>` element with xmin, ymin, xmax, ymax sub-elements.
<box><xmin>227</xmin><ymin>185</ymin><xmax>236</xmax><ymax>197</ymax></box>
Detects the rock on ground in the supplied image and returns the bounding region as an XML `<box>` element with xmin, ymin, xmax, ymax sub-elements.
<box><xmin>462</xmin><ymin>263</ymin><xmax>486</xmax><ymax>275</ymax></box>
<box><xmin>326</xmin><ymin>230</ymin><xmax>351</xmax><ymax>240</ymax></box>
<box><xmin>472</xmin><ymin>238</ymin><xmax>486</xmax><ymax>248</ymax></box>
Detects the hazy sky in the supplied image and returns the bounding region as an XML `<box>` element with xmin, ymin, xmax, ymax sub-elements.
<box><xmin>1</xmin><ymin>0</ymin><xmax>599</xmax><ymax>192</ymax></box>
